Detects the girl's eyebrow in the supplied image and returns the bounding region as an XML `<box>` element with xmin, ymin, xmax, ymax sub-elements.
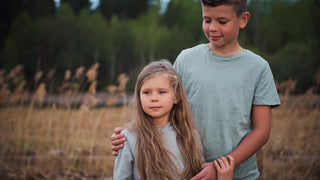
<box><xmin>158</xmin><ymin>87</ymin><xmax>170</xmax><ymax>91</ymax></box>
<box><xmin>140</xmin><ymin>87</ymin><xmax>151</xmax><ymax>91</ymax></box>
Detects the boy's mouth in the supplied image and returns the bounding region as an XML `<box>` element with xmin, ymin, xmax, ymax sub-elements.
<box><xmin>210</xmin><ymin>36</ymin><xmax>221</xmax><ymax>41</ymax></box>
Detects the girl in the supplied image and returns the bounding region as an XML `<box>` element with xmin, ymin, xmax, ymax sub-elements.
<box><xmin>113</xmin><ymin>60</ymin><xmax>202</xmax><ymax>180</ymax></box>
<box><xmin>113</xmin><ymin>60</ymin><xmax>234</xmax><ymax>180</ymax></box>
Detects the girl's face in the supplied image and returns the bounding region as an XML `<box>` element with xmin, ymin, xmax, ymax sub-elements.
<box><xmin>202</xmin><ymin>4</ymin><xmax>249</xmax><ymax>55</ymax></box>
<box><xmin>140</xmin><ymin>74</ymin><xmax>177</xmax><ymax>128</ymax></box>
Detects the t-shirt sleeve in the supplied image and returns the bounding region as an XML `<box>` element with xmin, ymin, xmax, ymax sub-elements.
<box><xmin>173</xmin><ymin>51</ymin><xmax>185</xmax><ymax>79</ymax></box>
<box><xmin>113</xmin><ymin>131</ymin><xmax>134</xmax><ymax>180</ymax></box>
<box><xmin>253</xmin><ymin>62</ymin><xmax>281</xmax><ymax>108</ymax></box>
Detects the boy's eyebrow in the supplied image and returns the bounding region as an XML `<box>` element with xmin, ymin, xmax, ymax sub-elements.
<box><xmin>202</xmin><ymin>16</ymin><xmax>229</xmax><ymax>20</ymax></box>
<box><xmin>217</xmin><ymin>17</ymin><xmax>229</xmax><ymax>20</ymax></box>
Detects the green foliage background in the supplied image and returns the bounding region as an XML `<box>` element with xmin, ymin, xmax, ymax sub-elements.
<box><xmin>0</xmin><ymin>0</ymin><xmax>319</xmax><ymax>93</ymax></box>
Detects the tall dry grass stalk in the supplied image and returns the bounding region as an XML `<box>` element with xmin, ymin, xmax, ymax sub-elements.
<box><xmin>35</xmin><ymin>83</ymin><xmax>46</xmax><ymax>107</ymax></box>
<box><xmin>64</xmin><ymin>70</ymin><xmax>71</xmax><ymax>80</ymax></box>
<box><xmin>47</xmin><ymin>68</ymin><xmax>56</xmax><ymax>79</ymax></box>
<box><xmin>0</xmin><ymin>84</ymin><xmax>10</xmax><ymax>105</ymax></box>
<box><xmin>9</xmin><ymin>80</ymin><xmax>26</xmax><ymax>104</ymax></box>
<box><xmin>105</xmin><ymin>85</ymin><xmax>118</xmax><ymax>106</ymax></box>
<box><xmin>276</xmin><ymin>78</ymin><xmax>296</xmax><ymax>106</ymax></box>
<box><xmin>6</xmin><ymin>64</ymin><xmax>24</xmax><ymax>80</ymax></box>
<box><xmin>86</xmin><ymin>63</ymin><xmax>99</xmax><ymax>83</ymax></box>
<box><xmin>75</xmin><ymin>66</ymin><xmax>85</xmax><ymax>79</ymax></box>
<box><xmin>117</xmin><ymin>73</ymin><xmax>129</xmax><ymax>92</ymax></box>
<box><xmin>34</xmin><ymin>71</ymin><xmax>43</xmax><ymax>84</ymax></box>
<box><xmin>88</xmin><ymin>81</ymin><xmax>97</xmax><ymax>94</ymax></box>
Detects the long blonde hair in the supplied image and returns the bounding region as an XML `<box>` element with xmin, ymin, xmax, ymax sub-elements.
<box><xmin>129</xmin><ymin>60</ymin><xmax>202</xmax><ymax>180</ymax></box>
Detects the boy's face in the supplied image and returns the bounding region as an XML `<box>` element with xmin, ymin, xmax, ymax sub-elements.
<box><xmin>202</xmin><ymin>4</ymin><xmax>249</xmax><ymax>55</ymax></box>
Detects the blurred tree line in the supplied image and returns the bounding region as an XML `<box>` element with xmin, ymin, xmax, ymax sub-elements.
<box><xmin>0</xmin><ymin>0</ymin><xmax>319</xmax><ymax>93</ymax></box>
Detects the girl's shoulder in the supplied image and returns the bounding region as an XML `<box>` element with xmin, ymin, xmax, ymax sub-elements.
<box><xmin>121</xmin><ymin>129</ymin><xmax>137</xmax><ymax>145</ymax></box>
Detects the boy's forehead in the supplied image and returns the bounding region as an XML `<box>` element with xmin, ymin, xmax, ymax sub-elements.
<box><xmin>202</xmin><ymin>4</ymin><xmax>237</xmax><ymax>17</ymax></box>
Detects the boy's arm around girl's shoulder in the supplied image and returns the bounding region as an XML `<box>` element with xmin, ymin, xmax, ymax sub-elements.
<box><xmin>111</xmin><ymin>127</ymin><xmax>126</xmax><ymax>156</ymax></box>
<box><xmin>113</xmin><ymin>130</ymin><xmax>135</xmax><ymax>180</ymax></box>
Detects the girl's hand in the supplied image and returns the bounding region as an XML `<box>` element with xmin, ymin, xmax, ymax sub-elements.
<box><xmin>111</xmin><ymin>127</ymin><xmax>126</xmax><ymax>156</ymax></box>
<box><xmin>213</xmin><ymin>155</ymin><xmax>234</xmax><ymax>180</ymax></box>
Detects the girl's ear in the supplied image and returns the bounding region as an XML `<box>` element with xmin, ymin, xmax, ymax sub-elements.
<box><xmin>240</xmin><ymin>12</ymin><xmax>250</xmax><ymax>29</ymax></box>
<box><xmin>174</xmin><ymin>95</ymin><xmax>179</xmax><ymax>104</ymax></box>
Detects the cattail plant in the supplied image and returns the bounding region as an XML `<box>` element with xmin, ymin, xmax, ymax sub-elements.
<box><xmin>34</xmin><ymin>70</ymin><xmax>43</xmax><ymax>91</ymax></box>
<box><xmin>64</xmin><ymin>70</ymin><xmax>71</xmax><ymax>81</ymax></box>
<box><xmin>75</xmin><ymin>66</ymin><xmax>85</xmax><ymax>79</ymax></box>
<box><xmin>88</xmin><ymin>80</ymin><xmax>97</xmax><ymax>95</ymax></box>
<box><xmin>35</xmin><ymin>83</ymin><xmax>46</xmax><ymax>107</ymax></box>
<box><xmin>9</xmin><ymin>80</ymin><xmax>26</xmax><ymax>105</ymax></box>
<box><xmin>117</xmin><ymin>73</ymin><xmax>129</xmax><ymax>92</ymax></box>
<box><xmin>86</xmin><ymin>63</ymin><xmax>99</xmax><ymax>83</ymax></box>
<box><xmin>0</xmin><ymin>83</ymin><xmax>10</xmax><ymax>105</ymax></box>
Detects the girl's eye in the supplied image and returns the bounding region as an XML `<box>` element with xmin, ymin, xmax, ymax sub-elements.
<box><xmin>159</xmin><ymin>90</ymin><xmax>166</xmax><ymax>94</ymax></box>
<box><xmin>204</xmin><ymin>20</ymin><xmax>211</xmax><ymax>23</ymax></box>
<box><xmin>143</xmin><ymin>91</ymin><xmax>150</xmax><ymax>95</ymax></box>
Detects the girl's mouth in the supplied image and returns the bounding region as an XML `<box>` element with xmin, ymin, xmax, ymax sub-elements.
<box><xmin>151</xmin><ymin>106</ymin><xmax>161</xmax><ymax>110</ymax></box>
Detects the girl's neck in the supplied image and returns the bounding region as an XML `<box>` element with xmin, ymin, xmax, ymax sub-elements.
<box><xmin>153</xmin><ymin>119</ymin><xmax>169</xmax><ymax>128</ymax></box>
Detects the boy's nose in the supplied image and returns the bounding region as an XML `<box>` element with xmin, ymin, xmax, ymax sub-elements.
<box><xmin>210</xmin><ymin>23</ymin><xmax>217</xmax><ymax>31</ymax></box>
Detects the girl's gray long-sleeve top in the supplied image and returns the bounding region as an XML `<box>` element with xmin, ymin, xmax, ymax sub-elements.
<box><xmin>113</xmin><ymin>122</ymin><xmax>203</xmax><ymax>180</ymax></box>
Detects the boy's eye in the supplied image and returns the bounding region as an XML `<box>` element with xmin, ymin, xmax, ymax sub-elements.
<box><xmin>219</xmin><ymin>21</ymin><xmax>227</xmax><ymax>24</ymax></box>
<box><xmin>204</xmin><ymin>20</ymin><xmax>211</xmax><ymax>23</ymax></box>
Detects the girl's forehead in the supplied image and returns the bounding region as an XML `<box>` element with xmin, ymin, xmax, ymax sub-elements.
<box><xmin>145</xmin><ymin>72</ymin><xmax>170</xmax><ymax>81</ymax></box>
<box><xmin>141</xmin><ymin>74</ymin><xmax>172</xmax><ymax>88</ymax></box>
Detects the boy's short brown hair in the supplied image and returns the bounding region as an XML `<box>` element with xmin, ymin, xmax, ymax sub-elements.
<box><xmin>201</xmin><ymin>0</ymin><xmax>247</xmax><ymax>17</ymax></box>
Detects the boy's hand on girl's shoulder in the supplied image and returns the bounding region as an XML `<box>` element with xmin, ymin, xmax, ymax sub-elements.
<box><xmin>110</xmin><ymin>127</ymin><xmax>126</xmax><ymax>156</ymax></box>
<box><xmin>190</xmin><ymin>162</ymin><xmax>217</xmax><ymax>180</ymax></box>
<box><xmin>213</xmin><ymin>155</ymin><xmax>234</xmax><ymax>180</ymax></box>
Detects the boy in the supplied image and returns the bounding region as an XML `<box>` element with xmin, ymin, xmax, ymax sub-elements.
<box><xmin>111</xmin><ymin>0</ymin><xmax>280</xmax><ymax>179</ymax></box>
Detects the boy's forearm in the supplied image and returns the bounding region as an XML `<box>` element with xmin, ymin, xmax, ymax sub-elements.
<box><xmin>228</xmin><ymin>127</ymin><xmax>270</xmax><ymax>166</ymax></box>
<box><xmin>229</xmin><ymin>105</ymin><xmax>271</xmax><ymax>167</ymax></box>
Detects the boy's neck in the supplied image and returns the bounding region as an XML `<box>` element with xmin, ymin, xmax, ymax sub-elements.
<box><xmin>207</xmin><ymin>43</ymin><xmax>244</xmax><ymax>56</ymax></box>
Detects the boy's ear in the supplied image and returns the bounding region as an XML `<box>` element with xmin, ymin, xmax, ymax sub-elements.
<box><xmin>240</xmin><ymin>12</ymin><xmax>250</xmax><ymax>29</ymax></box>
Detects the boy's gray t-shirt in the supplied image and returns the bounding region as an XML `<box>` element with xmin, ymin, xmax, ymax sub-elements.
<box><xmin>174</xmin><ymin>44</ymin><xmax>280</xmax><ymax>180</ymax></box>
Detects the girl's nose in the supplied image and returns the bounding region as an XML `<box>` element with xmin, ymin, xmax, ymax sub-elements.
<box><xmin>151</xmin><ymin>96</ymin><xmax>158</xmax><ymax>102</ymax></box>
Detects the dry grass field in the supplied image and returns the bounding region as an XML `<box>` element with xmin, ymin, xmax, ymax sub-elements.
<box><xmin>0</xmin><ymin>104</ymin><xmax>131</xmax><ymax>179</ymax></box>
<box><xmin>0</xmin><ymin>94</ymin><xmax>319</xmax><ymax>180</ymax></box>
<box><xmin>0</xmin><ymin>65</ymin><xmax>319</xmax><ymax>179</ymax></box>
